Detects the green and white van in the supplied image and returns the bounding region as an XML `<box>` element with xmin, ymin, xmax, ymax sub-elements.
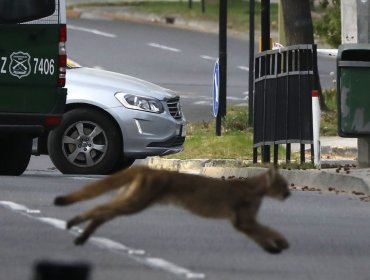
<box><xmin>0</xmin><ymin>0</ymin><xmax>67</xmax><ymax>175</ymax></box>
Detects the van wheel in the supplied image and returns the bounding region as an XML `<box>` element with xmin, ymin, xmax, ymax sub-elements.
<box><xmin>48</xmin><ymin>108</ymin><xmax>121</xmax><ymax>175</ymax></box>
<box><xmin>0</xmin><ymin>136</ymin><xmax>32</xmax><ymax>176</ymax></box>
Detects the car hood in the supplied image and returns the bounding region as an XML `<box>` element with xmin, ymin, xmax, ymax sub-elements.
<box><xmin>66</xmin><ymin>67</ymin><xmax>178</xmax><ymax>100</ymax></box>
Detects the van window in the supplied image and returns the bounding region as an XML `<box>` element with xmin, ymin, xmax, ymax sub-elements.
<box><xmin>0</xmin><ymin>0</ymin><xmax>55</xmax><ymax>23</ymax></box>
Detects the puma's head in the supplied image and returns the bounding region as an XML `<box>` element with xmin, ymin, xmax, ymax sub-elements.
<box><xmin>265</xmin><ymin>168</ymin><xmax>290</xmax><ymax>201</ymax></box>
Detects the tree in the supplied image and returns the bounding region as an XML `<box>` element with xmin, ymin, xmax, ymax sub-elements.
<box><xmin>281</xmin><ymin>0</ymin><xmax>314</xmax><ymax>45</ymax></box>
<box><xmin>280</xmin><ymin>0</ymin><xmax>328</xmax><ymax>110</ymax></box>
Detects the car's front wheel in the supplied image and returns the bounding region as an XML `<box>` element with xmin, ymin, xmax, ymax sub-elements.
<box><xmin>48</xmin><ymin>108</ymin><xmax>122</xmax><ymax>174</ymax></box>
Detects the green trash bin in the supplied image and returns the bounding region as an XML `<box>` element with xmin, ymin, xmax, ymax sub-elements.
<box><xmin>337</xmin><ymin>44</ymin><xmax>370</xmax><ymax>137</ymax></box>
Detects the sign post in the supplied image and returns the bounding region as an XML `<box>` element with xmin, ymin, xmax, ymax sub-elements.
<box><xmin>213</xmin><ymin>60</ymin><xmax>221</xmax><ymax>136</ymax></box>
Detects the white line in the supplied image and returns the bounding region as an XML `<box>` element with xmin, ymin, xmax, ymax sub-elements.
<box><xmin>193</xmin><ymin>101</ymin><xmax>212</xmax><ymax>105</ymax></box>
<box><xmin>238</xmin><ymin>66</ymin><xmax>249</xmax><ymax>71</ymax></box>
<box><xmin>68</xmin><ymin>25</ymin><xmax>116</xmax><ymax>38</ymax></box>
<box><xmin>148</xmin><ymin>43</ymin><xmax>181</xmax><ymax>53</ymax></box>
<box><xmin>0</xmin><ymin>200</ymin><xmax>205</xmax><ymax>279</ymax></box>
<box><xmin>200</xmin><ymin>55</ymin><xmax>218</xmax><ymax>61</ymax></box>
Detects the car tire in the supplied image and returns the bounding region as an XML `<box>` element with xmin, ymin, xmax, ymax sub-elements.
<box><xmin>0</xmin><ymin>136</ymin><xmax>32</xmax><ymax>176</ymax></box>
<box><xmin>48</xmin><ymin>108</ymin><xmax>122</xmax><ymax>175</ymax></box>
<box><xmin>111</xmin><ymin>156</ymin><xmax>135</xmax><ymax>173</ymax></box>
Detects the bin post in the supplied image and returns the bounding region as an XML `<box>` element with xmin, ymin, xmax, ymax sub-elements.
<box><xmin>358</xmin><ymin>138</ymin><xmax>370</xmax><ymax>167</ymax></box>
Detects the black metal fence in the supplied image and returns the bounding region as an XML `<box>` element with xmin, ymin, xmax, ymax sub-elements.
<box><xmin>253</xmin><ymin>44</ymin><xmax>318</xmax><ymax>164</ymax></box>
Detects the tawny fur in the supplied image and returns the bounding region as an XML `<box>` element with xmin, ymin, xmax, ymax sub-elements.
<box><xmin>54</xmin><ymin>166</ymin><xmax>291</xmax><ymax>254</ymax></box>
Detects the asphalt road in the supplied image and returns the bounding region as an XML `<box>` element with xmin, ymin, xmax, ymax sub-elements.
<box><xmin>66</xmin><ymin>17</ymin><xmax>336</xmax><ymax>121</ymax></box>
<box><xmin>1</xmin><ymin>170</ymin><xmax>370</xmax><ymax>280</ymax></box>
<box><xmin>0</xmin><ymin>16</ymin><xmax>356</xmax><ymax>280</ymax></box>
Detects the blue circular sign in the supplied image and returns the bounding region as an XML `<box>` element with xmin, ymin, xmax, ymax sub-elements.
<box><xmin>213</xmin><ymin>60</ymin><xmax>219</xmax><ymax>118</ymax></box>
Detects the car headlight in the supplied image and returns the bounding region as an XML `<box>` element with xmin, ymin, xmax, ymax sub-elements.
<box><xmin>115</xmin><ymin>92</ymin><xmax>164</xmax><ymax>113</ymax></box>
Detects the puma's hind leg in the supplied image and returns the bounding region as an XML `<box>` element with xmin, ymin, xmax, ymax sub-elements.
<box><xmin>66</xmin><ymin>174</ymin><xmax>163</xmax><ymax>245</ymax></box>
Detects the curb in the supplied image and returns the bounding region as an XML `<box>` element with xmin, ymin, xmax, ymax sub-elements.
<box><xmin>202</xmin><ymin>167</ymin><xmax>370</xmax><ymax>195</ymax></box>
<box><xmin>144</xmin><ymin>158</ymin><xmax>370</xmax><ymax>196</ymax></box>
<box><xmin>67</xmin><ymin>6</ymin><xmax>221</xmax><ymax>34</ymax></box>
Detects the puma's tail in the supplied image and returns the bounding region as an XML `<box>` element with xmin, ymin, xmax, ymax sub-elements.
<box><xmin>54</xmin><ymin>166</ymin><xmax>150</xmax><ymax>206</ymax></box>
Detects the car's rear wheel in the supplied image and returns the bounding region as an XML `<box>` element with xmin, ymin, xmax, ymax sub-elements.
<box><xmin>48</xmin><ymin>108</ymin><xmax>122</xmax><ymax>174</ymax></box>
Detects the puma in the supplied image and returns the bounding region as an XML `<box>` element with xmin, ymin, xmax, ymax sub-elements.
<box><xmin>54</xmin><ymin>166</ymin><xmax>291</xmax><ymax>254</ymax></box>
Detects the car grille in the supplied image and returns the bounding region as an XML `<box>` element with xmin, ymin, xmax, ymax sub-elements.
<box><xmin>148</xmin><ymin>136</ymin><xmax>186</xmax><ymax>148</ymax></box>
<box><xmin>166</xmin><ymin>97</ymin><xmax>183</xmax><ymax>120</ymax></box>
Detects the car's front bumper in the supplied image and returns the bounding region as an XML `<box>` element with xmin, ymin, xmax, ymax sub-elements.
<box><xmin>106</xmin><ymin>105</ymin><xmax>186</xmax><ymax>158</ymax></box>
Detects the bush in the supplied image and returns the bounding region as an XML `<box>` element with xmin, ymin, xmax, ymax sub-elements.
<box><xmin>314</xmin><ymin>0</ymin><xmax>341</xmax><ymax>47</ymax></box>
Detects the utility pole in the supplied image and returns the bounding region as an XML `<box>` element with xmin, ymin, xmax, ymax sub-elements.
<box><xmin>248</xmin><ymin>0</ymin><xmax>255</xmax><ymax>127</ymax></box>
<box><xmin>260</xmin><ymin>0</ymin><xmax>270</xmax><ymax>163</ymax></box>
<box><xmin>261</xmin><ymin>0</ymin><xmax>271</xmax><ymax>52</ymax></box>
<box><xmin>219</xmin><ymin>0</ymin><xmax>227</xmax><ymax>118</ymax></box>
<box><xmin>215</xmin><ymin>0</ymin><xmax>227</xmax><ymax>136</ymax></box>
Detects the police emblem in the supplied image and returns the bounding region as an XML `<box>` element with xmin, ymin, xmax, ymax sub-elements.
<box><xmin>9</xmin><ymin>51</ymin><xmax>31</xmax><ymax>79</ymax></box>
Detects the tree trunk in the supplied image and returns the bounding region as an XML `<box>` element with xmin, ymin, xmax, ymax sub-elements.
<box><xmin>281</xmin><ymin>0</ymin><xmax>314</xmax><ymax>45</ymax></box>
<box><xmin>281</xmin><ymin>0</ymin><xmax>328</xmax><ymax>110</ymax></box>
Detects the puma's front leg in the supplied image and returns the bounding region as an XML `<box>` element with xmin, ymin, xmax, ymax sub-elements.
<box><xmin>236</xmin><ymin>221</ymin><xmax>289</xmax><ymax>254</ymax></box>
<box><xmin>74</xmin><ymin>219</ymin><xmax>105</xmax><ymax>245</ymax></box>
<box><xmin>232</xmin><ymin>208</ymin><xmax>289</xmax><ymax>254</ymax></box>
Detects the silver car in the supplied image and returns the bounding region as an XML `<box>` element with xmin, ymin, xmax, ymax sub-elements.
<box><xmin>38</xmin><ymin>62</ymin><xmax>186</xmax><ymax>174</ymax></box>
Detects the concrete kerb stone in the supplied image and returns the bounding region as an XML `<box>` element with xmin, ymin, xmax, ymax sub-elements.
<box><xmin>144</xmin><ymin>157</ymin><xmax>370</xmax><ymax>195</ymax></box>
<box><xmin>202</xmin><ymin>167</ymin><xmax>370</xmax><ymax>195</ymax></box>
<box><xmin>66</xmin><ymin>6</ymin><xmax>241</xmax><ymax>37</ymax></box>
<box><xmin>144</xmin><ymin>157</ymin><xmax>250</xmax><ymax>173</ymax></box>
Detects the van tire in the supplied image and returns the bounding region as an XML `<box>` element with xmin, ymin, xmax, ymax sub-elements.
<box><xmin>0</xmin><ymin>136</ymin><xmax>32</xmax><ymax>176</ymax></box>
<box><xmin>48</xmin><ymin>108</ymin><xmax>122</xmax><ymax>175</ymax></box>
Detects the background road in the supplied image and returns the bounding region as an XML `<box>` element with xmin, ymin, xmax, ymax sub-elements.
<box><xmin>0</xmin><ymin>16</ymin><xmax>353</xmax><ymax>280</ymax></box>
<box><xmin>66</xmin><ymin>18</ymin><xmax>336</xmax><ymax>121</ymax></box>
<box><xmin>1</xmin><ymin>171</ymin><xmax>370</xmax><ymax>280</ymax></box>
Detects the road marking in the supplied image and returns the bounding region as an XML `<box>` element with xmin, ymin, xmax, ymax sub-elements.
<box><xmin>92</xmin><ymin>66</ymin><xmax>104</xmax><ymax>70</ymax></box>
<box><xmin>238</xmin><ymin>66</ymin><xmax>249</xmax><ymax>71</ymax></box>
<box><xmin>0</xmin><ymin>200</ymin><xmax>205</xmax><ymax>279</ymax></box>
<box><xmin>68</xmin><ymin>25</ymin><xmax>116</xmax><ymax>38</ymax></box>
<box><xmin>200</xmin><ymin>55</ymin><xmax>218</xmax><ymax>61</ymax></box>
<box><xmin>193</xmin><ymin>101</ymin><xmax>211</xmax><ymax>105</ymax></box>
<box><xmin>148</xmin><ymin>43</ymin><xmax>181</xmax><ymax>53</ymax></box>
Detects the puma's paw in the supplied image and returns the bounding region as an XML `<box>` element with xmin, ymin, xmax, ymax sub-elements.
<box><xmin>74</xmin><ymin>234</ymin><xmax>89</xmax><ymax>246</ymax></box>
<box><xmin>66</xmin><ymin>216</ymin><xmax>83</xmax><ymax>229</ymax></box>
<box><xmin>275</xmin><ymin>238</ymin><xmax>289</xmax><ymax>250</ymax></box>
<box><xmin>263</xmin><ymin>238</ymin><xmax>290</xmax><ymax>254</ymax></box>
<box><xmin>54</xmin><ymin>196</ymin><xmax>73</xmax><ymax>206</ymax></box>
